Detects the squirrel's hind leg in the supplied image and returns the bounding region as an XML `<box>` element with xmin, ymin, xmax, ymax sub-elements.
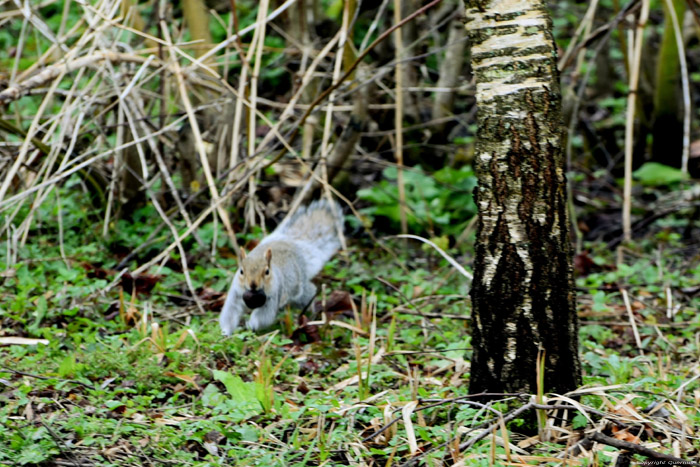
<box><xmin>294</xmin><ymin>282</ymin><xmax>317</xmax><ymax>311</ymax></box>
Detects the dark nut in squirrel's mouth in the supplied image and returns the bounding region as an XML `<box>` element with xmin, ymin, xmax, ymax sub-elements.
<box><xmin>243</xmin><ymin>290</ymin><xmax>267</xmax><ymax>309</ymax></box>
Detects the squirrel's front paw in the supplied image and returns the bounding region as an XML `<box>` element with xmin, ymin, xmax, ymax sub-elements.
<box><xmin>220</xmin><ymin>322</ymin><xmax>235</xmax><ymax>336</ymax></box>
<box><xmin>219</xmin><ymin>312</ymin><xmax>240</xmax><ymax>336</ymax></box>
<box><xmin>246</xmin><ymin>317</ymin><xmax>262</xmax><ymax>331</ymax></box>
<box><xmin>247</xmin><ymin>308</ymin><xmax>277</xmax><ymax>331</ymax></box>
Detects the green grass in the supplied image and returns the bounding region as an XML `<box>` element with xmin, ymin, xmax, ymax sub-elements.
<box><xmin>1</xmin><ymin>182</ymin><xmax>699</xmax><ymax>466</ymax></box>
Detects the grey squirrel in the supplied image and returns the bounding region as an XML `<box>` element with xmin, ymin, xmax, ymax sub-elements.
<box><xmin>219</xmin><ymin>199</ymin><xmax>344</xmax><ymax>335</ymax></box>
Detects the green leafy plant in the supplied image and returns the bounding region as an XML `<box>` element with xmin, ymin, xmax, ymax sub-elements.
<box><xmin>633</xmin><ymin>162</ymin><xmax>689</xmax><ymax>186</ymax></box>
<box><xmin>213</xmin><ymin>370</ymin><xmax>265</xmax><ymax>421</ymax></box>
<box><xmin>358</xmin><ymin>165</ymin><xmax>477</xmax><ymax>237</ymax></box>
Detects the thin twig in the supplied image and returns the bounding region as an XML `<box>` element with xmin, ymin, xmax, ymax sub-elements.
<box><xmin>39</xmin><ymin>417</ymin><xmax>82</xmax><ymax>467</ymax></box>
<box><xmin>589</xmin><ymin>431</ymin><xmax>700</xmax><ymax>466</ymax></box>
<box><xmin>0</xmin><ymin>51</ymin><xmax>153</xmax><ymax>105</ymax></box>
<box><xmin>1</xmin><ymin>366</ymin><xmax>97</xmax><ymax>391</ymax></box>
<box><xmin>394</xmin><ymin>0</ymin><xmax>408</xmax><ymax>235</ymax></box>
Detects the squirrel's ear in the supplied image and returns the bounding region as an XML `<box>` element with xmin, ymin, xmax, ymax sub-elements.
<box><xmin>240</xmin><ymin>248</ymin><xmax>246</xmax><ymax>259</ymax></box>
<box><xmin>265</xmin><ymin>248</ymin><xmax>272</xmax><ymax>264</ymax></box>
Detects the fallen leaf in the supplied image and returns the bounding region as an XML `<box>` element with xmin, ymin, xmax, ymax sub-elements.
<box><xmin>574</xmin><ymin>251</ymin><xmax>596</xmax><ymax>276</ymax></box>
<box><xmin>197</xmin><ymin>288</ymin><xmax>226</xmax><ymax>311</ymax></box>
<box><xmin>164</xmin><ymin>372</ymin><xmax>201</xmax><ymax>391</ymax></box>
<box><xmin>121</xmin><ymin>272</ymin><xmax>161</xmax><ymax>295</ymax></box>
<box><xmin>0</xmin><ymin>269</ymin><xmax>16</xmax><ymax>278</ymax></box>
<box><xmin>611</xmin><ymin>426</ymin><xmax>641</xmax><ymax>444</ymax></box>
<box><xmin>203</xmin><ymin>441</ymin><xmax>219</xmax><ymax>456</ymax></box>
<box><xmin>291</xmin><ymin>315</ymin><xmax>321</xmax><ymax>346</ymax></box>
<box><xmin>312</xmin><ymin>290</ymin><xmax>354</xmax><ymax>317</ymax></box>
<box><xmin>402</xmin><ymin>401</ymin><xmax>419</xmax><ymax>455</ymax></box>
<box><xmin>23</xmin><ymin>400</ymin><xmax>34</xmax><ymax>422</ymax></box>
<box><xmin>82</xmin><ymin>262</ymin><xmax>111</xmax><ymax>279</ymax></box>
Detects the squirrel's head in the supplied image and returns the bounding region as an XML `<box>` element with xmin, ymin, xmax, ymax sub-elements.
<box><xmin>238</xmin><ymin>248</ymin><xmax>272</xmax><ymax>309</ymax></box>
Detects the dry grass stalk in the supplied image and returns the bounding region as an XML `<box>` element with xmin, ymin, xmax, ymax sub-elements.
<box><xmin>558</xmin><ymin>0</ymin><xmax>600</xmax><ymax>71</ymax></box>
<box><xmin>620</xmin><ymin>288</ymin><xmax>644</xmax><ymax>354</ymax></box>
<box><xmin>182</xmin><ymin>0</ymin><xmax>213</xmax><ymax>60</ymax></box>
<box><xmin>623</xmin><ymin>0</ymin><xmax>650</xmax><ymax>242</ymax></box>
<box><xmin>120</xmin><ymin>91</ymin><xmax>205</xmax><ymax>309</ymax></box>
<box><xmin>186</xmin><ymin>0</ymin><xmax>298</xmax><ymax>68</ymax></box>
<box><xmin>562</xmin><ymin>0</ymin><xmax>599</xmax><ymax>253</ymax></box>
<box><xmin>0</xmin><ymin>51</ymin><xmax>155</xmax><ymax>107</ymax></box>
<box><xmin>264</xmin><ymin>0</ymin><xmax>443</xmax><ymax>172</ymax></box>
<box><xmin>227</xmin><ymin>19</ymin><xmax>255</xmax><ymax>189</ymax></box>
<box><xmin>661</xmin><ymin>0</ymin><xmax>691</xmax><ymax>173</ymax></box>
<box><xmin>161</xmin><ymin>19</ymin><xmax>239</xmax><ymax>253</ymax></box>
<box><xmin>315</xmin><ymin>0</ymin><xmax>352</xmax><ymax>210</ymax></box>
<box><xmin>393</xmin><ymin>0</ymin><xmax>408</xmax><ymax>235</ymax></box>
<box><xmin>244</xmin><ymin>0</ymin><xmax>270</xmax><ymax>228</ymax></box>
<box><xmin>293</xmin><ymin>66</ymin><xmax>371</xmax><ymax>208</ymax></box>
<box><xmin>0</xmin><ymin>74</ymin><xmax>60</xmax><ymax>205</ymax></box>
<box><xmin>255</xmin><ymin>31</ymin><xmax>341</xmax><ymax>155</ymax></box>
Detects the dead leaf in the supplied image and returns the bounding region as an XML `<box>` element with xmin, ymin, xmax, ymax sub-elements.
<box><xmin>291</xmin><ymin>315</ymin><xmax>321</xmax><ymax>346</ymax></box>
<box><xmin>611</xmin><ymin>426</ymin><xmax>641</xmax><ymax>444</ymax></box>
<box><xmin>402</xmin><ymin>401</ymin><xmax>419</xmax><ymax>455</ymax></box>
<box><xmin>102</xmin><ymin>440</ymin><xmax>133</xmax><ymax>458</ymax></box>
<box><xmin>0</xmin><ymin>268</ymin><xmax>16</xmax><ymax>278</ymax></box>
<box><xmin>298</xmin><ymin>359</ymin><xmax>322</xmax><ymax>376</ymax></box>
<box><xmin>517</xmin><ymin>434</ymin><xmax>540</xmax><ymax>449</ymax></box>
<box><xmin>197</xmin><ymin>287</ymin><xmax>226</xmax><ymax>311</ymax></box>
<box><xmin>82</xmin><ymin>262</ymin><xmax>111</xmax><ymax>279</ymax></box>
<box><xmin>203</xmin><ymin>441</ymin><xmax>219</xmax><ymax>456</ymax></box>
<box><xmin>110</xmin><ymin>404</ymin><xmax>126</xmax><ymax>416</ymax></box>
<box><xmin>121</xmin><ymin>272</ymin><xmax>161</xmax><ymax>295</ymax></box>
<box><xmin>574</xmin><ymin>251</ymin><xmax>596</xmax><ymax>276</ymax></box>
<box><xmin>690</xmin><ymin>139</ymin><xmax>700</xmax><ymax>158</ymax></box>
<box><xmin>312</xmin><ymin>290</ymin><xmax>354</xmax><ymax>317</ymax></box>
<box><xmin>204</xmin><ymin>430</ymin><xmax>225</xmax><ymax>444</ymax></box>
<box><xmin>296</xmin><ymin>380</ymin><xmax>309</xmax><ymax>394</ymax></box>
<box><xmin>164</xmin><ymin>372</ymin><xmax>201</xmax><ymax>391</ymax></box>
<box><xmin>330</xmin><ymin>348</ymin><xmax>385</xmax><ymax>391</ymax></box>
<box><xmin>23</xmin><ymin>400</ymin><xmax>34</xmax><ymax>422</ymax></box>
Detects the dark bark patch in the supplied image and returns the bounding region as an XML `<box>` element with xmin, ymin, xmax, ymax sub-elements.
<box><xmin>484</xmin><ymin>12</ymin><xmax>526</xmax><ymax>22</ymax></box>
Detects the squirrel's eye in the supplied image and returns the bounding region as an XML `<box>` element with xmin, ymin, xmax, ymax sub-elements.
<box><xmin>265</xmin><ymin>268</ymin><xmax>270</xmax><ymax>275</ymax></box>
<box><xmin>240</xmin><ymin>269</ymin><xmax>244</xmax><ymax>276</ymax></box>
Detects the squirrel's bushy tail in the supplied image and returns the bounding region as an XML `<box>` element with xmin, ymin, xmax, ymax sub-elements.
<box><xmin>270</xmin><ymin>199</ymin><xmax>343</xmax><ymax>275</ymax></box>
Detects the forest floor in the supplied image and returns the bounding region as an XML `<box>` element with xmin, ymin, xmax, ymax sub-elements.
<box><xmin>2</xmin><ymin>0</ymin><xmax>700</xmax><ymax>465</ymax></box>
<box><xmin>1</xmin><ymin>183</ymin><xmax>699</xmax><ymax>467</ymax></box>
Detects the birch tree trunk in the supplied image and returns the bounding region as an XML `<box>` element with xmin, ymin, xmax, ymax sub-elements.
<box><xmin>464</xmin><ymin>0</ymin><xmax>581</xmax><ymax>395</ymax></box>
